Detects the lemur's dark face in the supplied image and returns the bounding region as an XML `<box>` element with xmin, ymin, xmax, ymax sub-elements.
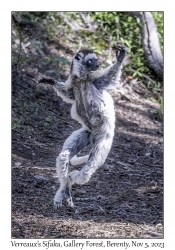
<box><xmin>71</xmin><ymin>50</ymin><xmax>99</xmax><ymax>77</ymax></box>
<box><xmin>85</xmin><ymin>57</ymin><xmax>99</xmax><ymax>71</ymax></box>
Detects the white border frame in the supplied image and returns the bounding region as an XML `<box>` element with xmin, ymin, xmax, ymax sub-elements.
<box><xmin>1</xmin><ymin>1</ymin><xmax>174</xmax><ymax>249</ymax></box>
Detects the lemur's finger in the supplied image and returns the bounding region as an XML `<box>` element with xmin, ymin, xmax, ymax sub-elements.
<box><xmin>116</xmin><ymin>45</ymin><xmax>126</xmax><ymax>54</ymax></box>
<box><xmin>38</xmin><ymin>78</ymin><xmax>55</xmax><ymax>85</ymax></box>
<box><xmin>116</xmin><ymin>45</ymin><xmax>126</xmax><ymax>63</ymax></box>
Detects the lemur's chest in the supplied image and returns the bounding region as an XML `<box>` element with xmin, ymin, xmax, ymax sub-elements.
<box><xmin>72</xmin><ymin>81</ymin><xmax>111</xmax><ymax>128</ymax></box>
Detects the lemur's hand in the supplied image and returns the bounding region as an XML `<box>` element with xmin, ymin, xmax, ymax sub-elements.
<box><xmin>116</xmin><ymin>45</ymin><xmax>126</xmax><ymax>63</ymax></box>
<box><xmin>38</xmin><ymin>78</ymin><xmax>56</xmax><ymax>85</ymax></box>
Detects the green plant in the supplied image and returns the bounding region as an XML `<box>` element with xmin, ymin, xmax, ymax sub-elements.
<box><xmin>12</xmin><ymin>119</ymin><xmax>21</xmax><ymax>130</ymax></box>
<box><xmin>91</xmin><ymin>12</ymin><xmax>163</xmax><ymax>81</ymax></box>
<box><xmin>12</xmin><ymin>11</ymin><xmax>163</xmax><ymax>101</ymax></box>
<box><xmin>157</xmin><ymin>96</ymin><xmax>163</xmax><ymax>115</ymax></box>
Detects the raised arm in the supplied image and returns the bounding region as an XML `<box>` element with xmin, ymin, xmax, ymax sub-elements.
<box><xmin>93</xmin><ymin>45</ymin><xmax>126</xmax><ymax>90</ymax></box>
<box><xmin>38</xmin><ymin>77</ymin><xmax>75</xmax><ymax>104</ymax></box>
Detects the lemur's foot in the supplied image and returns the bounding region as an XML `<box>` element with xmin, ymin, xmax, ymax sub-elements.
<box><xmin>116</xmin><ymin>45</ymin><xmax>126</xmax><ymax>63</ymax></box>
<box><xmin>54</xmin><ymin>185</ymin><xmax>74</xmax><ymax>209</ymax></box>
<box><xmin>38</xmin><ymin>77</ymin><xmax>56</xmax><ymax>85</ymax></box>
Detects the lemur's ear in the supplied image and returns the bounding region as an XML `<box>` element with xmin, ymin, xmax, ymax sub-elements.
<box><xmin>75</xmin><ymin>53</ymin><xmax>81</xmax><ymax>60</ymax></box>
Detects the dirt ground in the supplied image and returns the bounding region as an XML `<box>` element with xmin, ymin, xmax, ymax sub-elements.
<box><xmin>12</xmin><ymin>64</ymin><xmax>163</xmax><ymax>239</ymax></box>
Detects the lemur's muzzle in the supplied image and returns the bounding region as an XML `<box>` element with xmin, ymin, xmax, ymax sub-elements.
<box><xmin>86</xmin><ymin>58</ymin><xmax>99</xmax><ymax>71</ymax></box>
<box><xmin>90</xmin><ymin>60</ymin><xmax>99</xmax><ymax>71</ymax></box>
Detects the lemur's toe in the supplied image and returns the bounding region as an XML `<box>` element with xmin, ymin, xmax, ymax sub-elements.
<box><xmin>54</xmin><ymin>200</ymin><xmax>62</xmax><ymax>209</ymax></box>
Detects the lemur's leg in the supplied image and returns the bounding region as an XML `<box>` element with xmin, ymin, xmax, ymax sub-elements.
<box><xmin>69</xmin><ymin>133</ymin><xmax>113</xmax><ymax>186</ymax></box>
<box><xmin>70</xmin><ymin>155</ymin><xmax>89</xmax><ymax>166</ymax></box>
<box><xmin>54</xmin><ymin>128</ymin><xmax>91</xmax><ymax>209</ymax></box>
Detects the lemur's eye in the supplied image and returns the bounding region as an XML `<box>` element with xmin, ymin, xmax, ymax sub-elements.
<box><xmin>87</xmin><ymin>60</ymin><xmax>92</xmax><ymax>65</ymax></box>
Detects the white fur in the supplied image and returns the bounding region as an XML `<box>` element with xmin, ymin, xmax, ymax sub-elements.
<box><xmin>92</xmin><ymin>65</ymin><xmax>112</xmax><ymax>79</ymax></box>
<box><xmin>53</xmin><ymin>85</ymin><xmax>75</xmax><ymax>104</ymax></box>
<box><xmin>101</xmin><ymin>90</ymin><xmax>115</xmax><ymax>127</ymax></box>
<box><xmin>70</xmin><ymin>155</ymin><xmax>89</xmax><ymax>166</ymax></box>
<box><xmin>69</xmin><ymin>135</ymin><xmax>113</xmax><ymax>185</ymax></box>
<box><xmin>64</xmin><ymin>76</ymin><xmax>73</xmax><ymax>89</ymax></box>
<box><xmin>84</xmin><ymin>53</ymin><xmax>97</xmax><ymax>61</ymax></box>
<box><xmin>56</xmin><ymin>150</ymin><xmax>70</xmax><ymax>182</ymax></box>
<box><xmin>62</xmin><ymin>128</ymin><xmax>85</xmax><ymax>151</ymax></box>
<box><xmin>71</xmin><ymin>60</ymin><xmax>81</xmax><ymax>78</ymax></box>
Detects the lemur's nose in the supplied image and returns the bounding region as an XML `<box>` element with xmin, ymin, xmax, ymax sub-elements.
<box><xmin>96</xmin><ymin>64</ymin><xmax>99</xmax><ymax>69</ymax></box>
